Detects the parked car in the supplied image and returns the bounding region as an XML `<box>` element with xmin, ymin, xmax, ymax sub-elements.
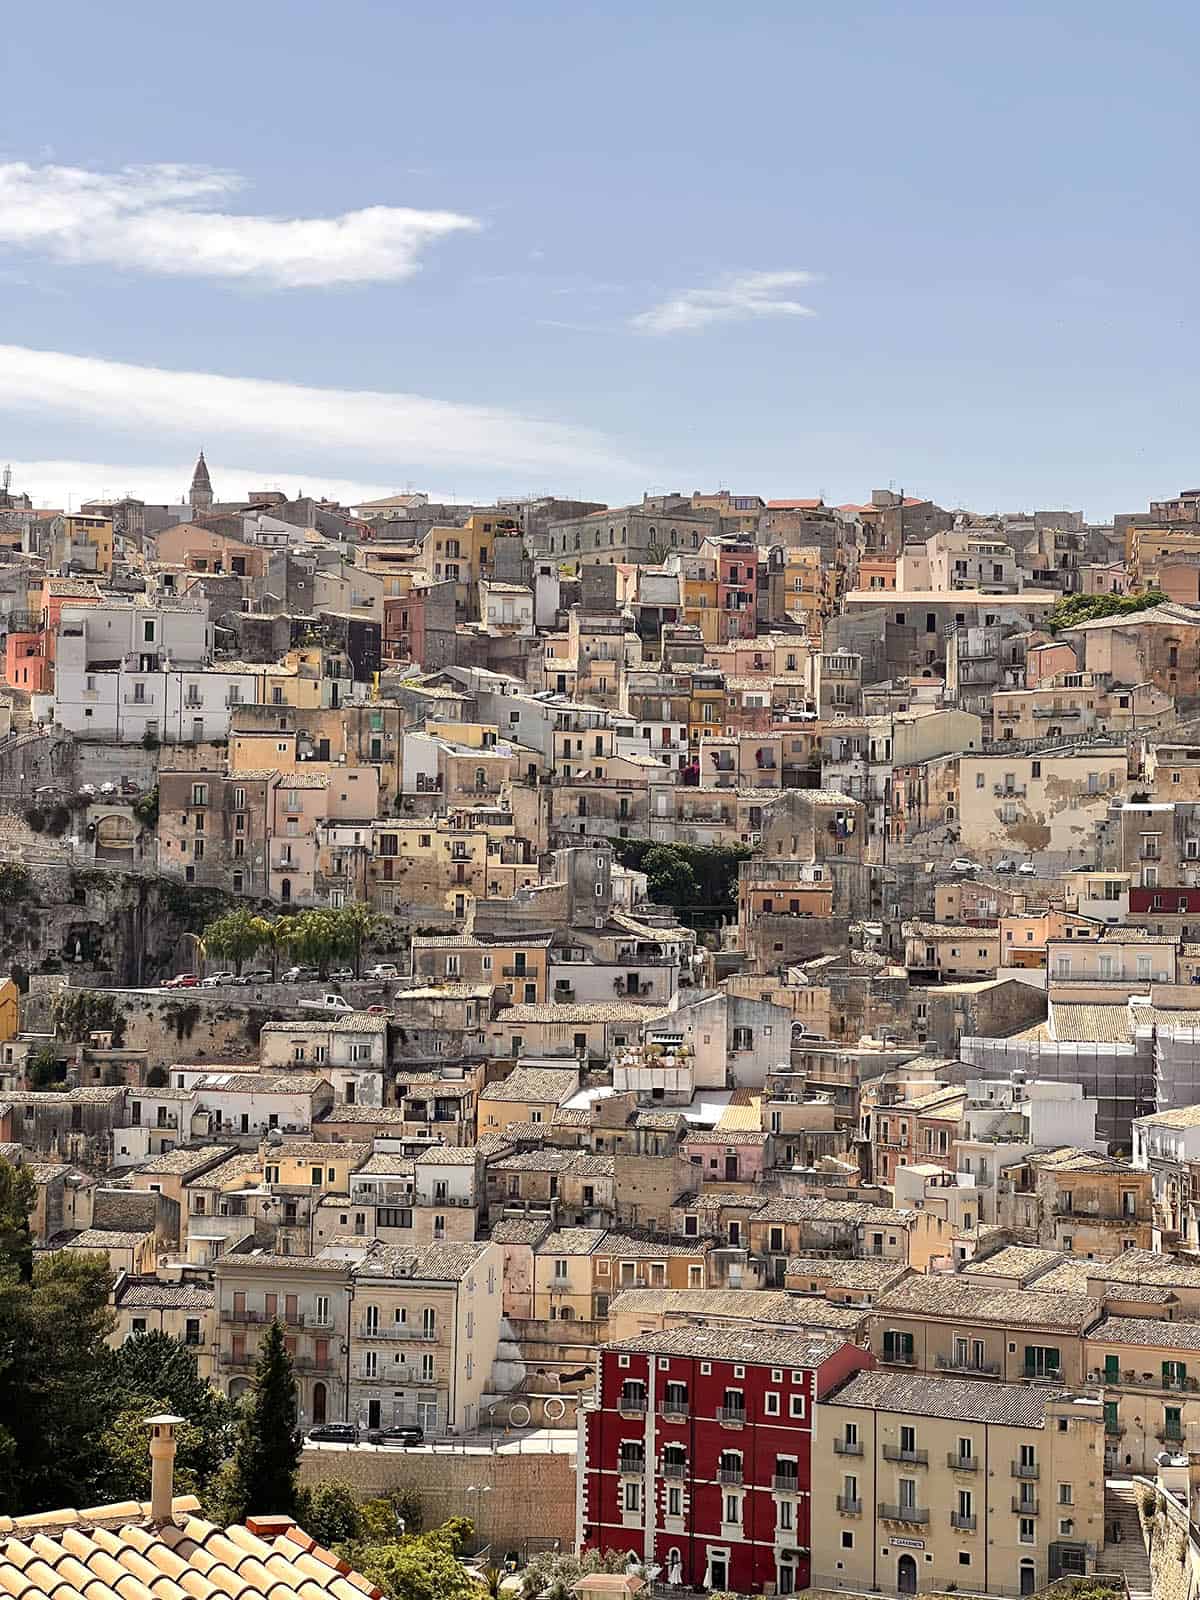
<box><xmin>282</xmin><ymin>966</ymin><xmax>320</xmax><ymax>984</ymax></box>
<box><xmin>995</xmin><ymin>858</ymin><xmax>1016</xmax><ymax>874</ymax></box>
<box><xmin>949</xmin><ymin>858</ymin><xmax>979</xmax><ymax>874</ymax></box>
<box><xmin>365</xmin><ymin>963</ymin><xmax>399</xmax><ymax>980</ymax></box>
<box><xmin>200</xmin><ymin>972</ymin><xmax>235</xmax><ymax>987</ymax></box>
<box><xmin>242</xmin><ymin>968</ymin><xmax>273</xmax><ymax>984</ymax></box>
<box><xmin>328</xmin><ymin>968</ymin><xmax>355</xmax><ymax>983</ymax></box>
<box><xmin>308</xmin><ymin>1423</ymin><xmax>358</xmax><ymax>1445</ymax></box>
<box><xmin>369</xmin><ymin>1424</ymin><xmax>424</xmax><ymax>1447</ymax></box>
<box><xmin>1017</xmin><ymin>861</ymin><xmax>1038</xmax><ymax>876</ymax></box>
<box><xmin>160</xmin><ymin>973</ymin><xmax>199</xmax><ymax>988</ymax></box>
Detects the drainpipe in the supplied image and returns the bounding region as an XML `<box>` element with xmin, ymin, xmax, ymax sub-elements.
<box><xmin>344</xmin><ymin>1277</ymin><xmax>354</xmax><ymax>1424</ymax></box>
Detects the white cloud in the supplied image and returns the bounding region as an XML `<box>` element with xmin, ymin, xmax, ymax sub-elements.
<box><xmin>0</xmin><ymin>344</ymin><xmax>640</xmax><ymax>479</ymax></box>
<box><xmin>631</xmin><ymin>269</ymin><xmax>817</xmax><ymax>335</ymax></box>
<box><xmin>0</xmin><ymin>161</ymin><xmax>480</xmax><ymax>288</ymax></box>
<box><xmin>2</xmin><ymin>460</ymin><xmax>420</xmax><ymax>512</ymax></box>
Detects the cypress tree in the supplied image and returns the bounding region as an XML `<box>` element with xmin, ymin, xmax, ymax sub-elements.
<box><xmin>227</xmin><ymin>1320</ymin><xmax>301</xmax><ymax>1518</ymax></box>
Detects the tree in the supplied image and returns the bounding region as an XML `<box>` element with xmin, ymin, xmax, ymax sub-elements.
<box><xmin>285</xmin><ymin>910</ymin><xmax>342</xmax><ymax>978</ymax></box>
<box><xmin>1045</xmin><ymin>587</ymin><xmax>1167</xmax><ymax>635</ymax></box>
<box><xmin>0</xmin><ymin>1162</ymin><xmax>35</xmax><ymax>1283</ymax></box>
<box><xmin>252</xmin><ymin>915</ymin><xmax>293</xmax><ymax>981</ymax></box>
<box><xmin>108</xmin><ymin>1331</ymin><xmax>233</xmax><ymax>1490</ymax></box>
<box><xmin>0</xmin><ymin>1251</ymin><xmax>116</xmax><ymax>1514</ymax></box>
<box><xmin>335</xmin><ymin>901</ymin><xmax>380</xmax><ymax>976</ymax></box>
<box><xmin>298</xmin><ymin>1479</ymin><xmax>361</xmax><ymax>1547</ymax></box>
<box><xmin>218</xmin><ymin>1319</ymin><xmax>301</xmax><ymax>1521</ymax></box>
<box><xmin>641</xmin><ymin>846</ymin><xmax>699</xmax><ymax>906</ymax></box>
<box><xmin>346</xmin><ymin>1523</ymin><xmax>478</xmax><ymax>1600</ymax></box>
<box><xmin>26</xmin><ymin>1044</ymin><xmax>65</xmax><ymax>1090</ymax></box>
<box><xmin>201</xmin><ymin>907</ymin><xmax>265</xmax><ymax>976</ymax></box>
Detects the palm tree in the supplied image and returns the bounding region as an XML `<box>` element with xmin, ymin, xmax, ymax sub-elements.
<box><xmin>336</xmin><ymin>901</ymin><xmax>379</xmax><ymax>976</ymax></box>
<box><xmin>201</xmin><ymin>907</ymin><xmax>264</xmax><ymax>976</ymax></box>
<box><xmin>252</xmin><ymin>915</ymin><xmax>292</xmax><ymax>982</ymax></box>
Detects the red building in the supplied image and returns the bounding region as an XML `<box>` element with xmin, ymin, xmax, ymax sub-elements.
<box><xmin>711</xmin><ymin>538</ymin><xmax>759</xmax><ymax>642</ymax></box>
<box><xmin>579</xmin><ymin>1327</ymin><xmax>873</xmax><ymax>1595</ymax></box>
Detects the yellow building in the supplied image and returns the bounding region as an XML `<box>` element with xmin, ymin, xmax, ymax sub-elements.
<box><xmin>680</xmin><ymin>556</ymin><xmax>720</xmax><ymax>644</ymax></box>
<box><xmin>110</xmin><ymin>1274</ymin><xmax>216</xmax><ymax>1381</ymax></box>
<box><xmin>813</xmin><ymin>1372</ymin><xmax>1105</xmax><ymax>1597</ymax></box>
<box><xmin>420</xmin><ymin>511</ymin><xmax>518</xmax><ymax>616</ymax></box>
<box><xmin>57</xmin><ymin>513</ymin><xmax>113</xmax><ymax>576</ymax></box>
<box><xmin>783</xmin><ymin>547</ymin><xmax>826</xmax><ymax>638</ymax></box>
<box><xmin>688</xmin><ymin>669</ymin><xmax>728</xmax><ymax>747</ymax></box>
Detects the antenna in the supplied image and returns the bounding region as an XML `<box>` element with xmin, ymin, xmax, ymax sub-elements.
<box><xmin>2</xmin><ymin>467</ymin><xmax>10</xmax><ymax>493</ymax></box>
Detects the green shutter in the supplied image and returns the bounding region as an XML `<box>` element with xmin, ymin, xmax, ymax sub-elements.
<box><xmin>1164</xmin><ymin>1361</ymin><xmax>1174</xmax><ymax>1387</ymax></box>
<box><xmin>1104</xmin><ymin>1401</ymin><xmax>1119</xmax><ymax>1433</ymax></box>
<box><xmin>1104</xmin><ymin>1355</ymin><xmax>1120</xmax><ymax>1383</ymax></box>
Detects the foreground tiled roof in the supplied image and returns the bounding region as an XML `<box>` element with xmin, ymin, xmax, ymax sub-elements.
<box><xmin>831</xmin><ymin>1370</ymin><xmax>1062</xmax><ymax>1427</ymax></box>
<box><xmin>1091</xmin><ymin>1315</ymin><xmax>1200</xmax><ymax>1352</ymax></box>
<box><xmin>612</xmin><ymin>1325</ymin><xmax>848</xmax><ymax>1367</ymax></box>
<box><xmin>0</xmin><ymin>1510</ymin><xmax>384</xmax><ymax>1600</ymax></box>
<box><xmin>874</xmin><ymin>1274</ymin><xmax>1101</xmax><ymax>1330</ymax></box>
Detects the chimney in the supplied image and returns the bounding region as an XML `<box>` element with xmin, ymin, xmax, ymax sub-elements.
<box><xmin>145</xmin><ymin>1413</ymin><xmax>184</xmax><ymax>1524</ymax></box>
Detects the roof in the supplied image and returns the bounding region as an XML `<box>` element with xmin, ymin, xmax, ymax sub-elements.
<box><xmin>831</xmin><ymin>1369</ymin><xmax>1062</xmax><ymax>1427</ymax></box>
<box><xmin>1049</xmin><ymin>1002</ymin><xmax>1133</xmax><ymax>1044</ymax></box>
<box><xmin>785</xmin><ymin>1257</ymin><xmax>911</xmax><ymax>1291</ymax></box>
<box><xmin>1091</xmin><ymin>1315</ymin><xmax>1200</xmax><ymax>1352</ymax></box>
<box><xmin>1135</xmin><ymin>1104</ymin><xmax>1200</xmax><ymax>1129</ymax></box>
<box><xmin>115</xmin><ymin>1279</ymin><xmax>215</xmax><ymax>1311</ymax></box>
<box><xmin>753</xmin><ymin>1196</ymin><xmax>914</xmax><ymax>1228</ymax></box>
<box><xmin>495</xmin><ymin>1002</ymin><xmax>670</xmax><ymax>1024</ymax></box>
<box><xmin>960</xmin><ymin>1246</ymin><xmax>1066</xmax><ymax>1282</ymax></box>
<box><xmin>488</xmin><ymin>1218</ymin><xmax>551</xmax><ymax>1245</ymax></box>
<box><xmin>0</xmin><ymin>1510</ymin><xmax>384</xmax><ymax>1600</ymax></box>
<box><xmin>874</xmin><ymin>1275</ymin><xmax>1101</xmax><ymax>1330</ymax></box>
<box><xmin>350</xmin><ymin>1240</ymin><xmax>490</xmax><ymax>1282</ymax></box>
<box><xmin>62</xmin><ymin>1229</ymin><xmax>150</xmax><ymax>1250</ymax></box>
<box><xmin>480</xmin><ymin>1066</ymin><xmax>579</xmax><ymax>1104</ymax></box>
<box><xmin>129</xmin><ymin>1144</ymin><xmax>235</xmax><ymax>1178</ymax></box>
<box><xmin>260</xmin><ymin>1014</ymin><xmax>387</xmax><ymax>1035</ymax></box>
<box><xmin>682</xmin><ymin>1128</ymin><xmax>768</xmax><ymax>1147</ymax></box>
<box><xmin>491</xmin><ymin>1150</ymin><xmax>614</xmax><ymax>1176</ymax></box>
<box><xmin>610</xmin><ymin>1325</ymin><xmax>848</xmax><ymax>1367</ymax></box>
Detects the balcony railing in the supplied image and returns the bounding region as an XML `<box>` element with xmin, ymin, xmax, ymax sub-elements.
<box><xmin>952</xmin><ymin>1512</ymin><xmax>977</xmax><ymax>1531</ymax></box>
<box><xmin>1012</xmin><ymin>1498</ymin><xmax>1039</xmax><ymax>1515</ymax></box>
<box><xmin>1158</xmin><ymin>1429</ymin><xmax>1185</xmax><ymax>1445</ymax></box>
<box><xmin>947</xmin><ymin>1454</ymin><xmax>979</xmax><ymax>1471</ymax></box>
<box><xmin>834</xmin><ymin>1438</ymin><xmax>864</xmax><ymax>1456</ymax></box>
<box><xmin>718</xmin><ymin>1468</ymin><xmax>744</xmax><ymax>1485</ymax></box>
<box><xmin>837</xmin><ymin>1496</ymin><xmax>862</xmax><ymax>1516</ymax></box>
<box><xmin>1012</xmin><ymin>1462</ymin><xmax>1039</xmax><ymax>1479</ymax></box>
<box><xmin>772</xmin><ymin>1474</ymin><xmax>800</xmax><ymax>1493</ymax></box>
<box><xmin>618</xmin><ymin>1456</ymin><xmax>644</xmax><ymax>1476</ymax></box>
<box><xmin>1022</xmin><ymin>1365</ymin><xmax>1060</xmax><ymax>1382</ymax></box>
<box><xmin>880</xmin><ymin>1349</ymin><xmax>916</xmax><ymax>1366</ymax></box>
<box><xmin>658</xmin><ymin>1400</ymin><xmax>689</xmax><ymax>1420</ymax></box>
<box><xmin>716</xmin><ymin>1406</ymin><xmax>746</xmax><ymax>1425</ymax></box>
<box><xmin>880</xmin><ymin>1504</ymin><xmax>929</xmax><ymax>1525</ymax></box>
<box><xmin>883</xmin><ymin>1446</ymin><xmax>928</xmax><ymax>1465</ymax></box>
<box><xmin>661</xmin><ymin>1461</ymin><xmax>687</xmax><ymax>1479</ymax></box>
<box><xmin>936</xmin><ymin>1355</ymin><xmax>1000</xmax><ymax>1377</ymax></box>
<box><xmin>359</xmin><ymin>1324</ymin><xmax>437</xmax><ymax>1340</ymax></box>
<box><xmin>618</xmin><ymin>1395</ymin><xmax>647</xmax><ymax>1416</ymax></box>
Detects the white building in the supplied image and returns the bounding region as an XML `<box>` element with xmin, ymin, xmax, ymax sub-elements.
<box><xmin>258</xmin><ymin>1016</ymin><xmax>387</xmax><ymax>1107</ymax></box>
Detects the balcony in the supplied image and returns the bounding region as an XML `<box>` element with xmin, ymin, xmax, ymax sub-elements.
<box><xmin>834</xmin><ymin>1439</ymin><xmax>863</xmax><ymax>1456</ymax></box>
<box><xmin>658</xmin><ymin>1400</ymin><xmax>689</xmax><ymax>1420</ymax></box>
<box><xmin>1158</xmin><ymin>1429</ymin><xmax>1185</xmax><ymax>1446</ymax></box>
<box><xmin>947</xmin><ymin>1453</ymin><xmax>979</xmax><ymax>1472</ymax></box>
<box><xmin>993</xmin><ymin>784</ymin><xmax>1027</xmax><ymax>798</ymax></box>
<box><xmin>718</xmin><ymin>1468</ymin><xmax>744</xmax><ymax>1485</ymax></box>
<box><xmin>618</xmin><ymin>1456</ymin><xmax>644</xmax><ymax>1477</ymax></box>
<box><xmin>716</xmin><ymin>1406</ymin><xmax>746</xmax><ymax>1426</ymax></box>
<box><xmin>359</xmin><ymin>1324</ymin><xmax>436</xmax><ymax>1341</ymax></box>
<box><xmin>880</xmin><ymin>1504</ymin><xmax>929</xmax><ymax>1526</ymax></box>
<box><xmin>1022</xmin><ymin>1366</ymin><xmax>1060</xmax><ymax>1382</ymax></box>
<box><xmin>772</xmin><ymin>1474</ymin><xmax>800</xmax><ymax>1493</ymax></box>
<box><xmin>661</xmin><ymin>1460</ymin><xmax>687</xmax><ymax>1479</ymax></box>
<box><xmin>836</xmin><ymin>1496</ymin><xmax>862</xmax><ymax>1516</ymax></box>
<box><xmin>880</xmin><ymin>1349</ymin><xmax>916</xmax><ymax>1367</ymax></box>
<box><xmin>936</xmin><ymin>1355</ymin><xmax>1000</xmax><ymax>1377</ymax></box>
<box><xmin>951</xmin><ymin>1512</ymin><xmax>978</xmax><ymax>1531</ymax></box>
<box><xmin>883</xmin><ymin>1446</ymin><xmax>928</xmax><ymax>1466</ymax></box>
<box><xmin>618</xmin><ymin>1395</ymin><xmax>647</xmax><ymax>1416</ymax></box>
<box><xmin>1012</xmin><ymin>1462</ymin><xmax>1040</xmax><ymax>1480</ymax></box>
<box><xmin>1012</xmin><ymin>1498</ymin><xmax>1039</xmax><ymax>1515</ymax></box>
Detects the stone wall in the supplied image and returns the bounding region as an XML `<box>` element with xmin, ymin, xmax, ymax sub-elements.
<box><xmin>299</xmin><ymin>1442</ymin><xmax>578</xmax><ymax>1554</ymax></box>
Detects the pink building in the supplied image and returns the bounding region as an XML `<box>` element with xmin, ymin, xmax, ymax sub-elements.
<box><xmin>681</xmin><ymin>1128</ymin><xmax>769</xmax><ymax>1185</ymax></box>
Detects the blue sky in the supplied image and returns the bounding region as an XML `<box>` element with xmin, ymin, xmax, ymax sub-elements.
<box><xmin>1</xmin><ymin>0</ymin><xmax>1197</xmax><ymax>516</ymax></box>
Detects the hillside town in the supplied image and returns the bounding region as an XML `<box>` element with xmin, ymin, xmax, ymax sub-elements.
<box><xmin>6</xmin><ymin>462</ymin><xmax>1200</xmax><ymax>1600</ymax></box>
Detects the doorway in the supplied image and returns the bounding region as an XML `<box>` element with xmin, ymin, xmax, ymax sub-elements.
<box><xmin>368</xmin><ymin>1399</ymin><xmax>381</xmax><ymax>1429</ymax></box>
<box><xmin>897</xmin><ymin>1556</ymin><xmax>918</xmax><ymax>1595</ymax></box>
<box><xmin>1020</xmin><ymin>1563</ymin><xmax>1037</xmax><ymax>1596</ymax></box>
<box><xmin>312</xmin><ymin>1383</ymin><xmax>327</xmax><ymax>1425</ymax></box>
<box><xmin>725</xmin><ymin>1156</ymin><xmax>739</xmax><ymax>1182</ymax></box>
<box><xmin>709</xmin><ymin>1556</ymin><xmax>727</xmax><ymax>1592</ymax></box>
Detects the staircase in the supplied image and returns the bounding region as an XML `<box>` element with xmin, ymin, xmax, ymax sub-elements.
<box><xmin>1103</xmin><ymin>1481</ymin><xmax>1151</xmax><ymax>1600</ymax></box>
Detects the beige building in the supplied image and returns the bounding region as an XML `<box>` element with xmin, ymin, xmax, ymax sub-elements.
<box><xmin>868</xmin><ymin>1276</ymin><xmax>1102</xmax><ymax>1386</ymax></box>
<box><xmin>110</xmin><ymin>1273</ymin><xmax>216</xmax><ymax>1381</ymax></box>
<box><xmin>957</xmin><ymin>747</ymin><xmax>1127</xmax><ymax>858</ymax></box>
<box><xmin>1085</xmin><ymin>1314</ymin><xmax>1200</xmax><ymax>1476</ymax></box>
<box><xmin>344</xmin><ymin>1238</ymin><xmax>503</xmax><ymax>1435</ymax></box>
<box><xmin>813</xmin><ymin>1371</ymin><xmax>1106</xmax><ymax>1597</ymax></box>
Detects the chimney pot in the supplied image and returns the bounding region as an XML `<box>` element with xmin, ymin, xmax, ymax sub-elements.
<box><xmin>145</xmin><ymin>1412</ymin><xmax>185</xmax><ymax>1524</ymax></box>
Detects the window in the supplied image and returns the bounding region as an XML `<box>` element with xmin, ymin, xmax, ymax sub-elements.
<box><xmin>765</xmin><ymin>1392</ymin><xmax>780</xmax><ymax>1415</ymax></box>
<box><xmin>789</xmin><ymin>1394</ymin><xmax>806</xmax><ymax>1419</ymax></box>
<box><xmin>623</xmin><ymin>1482</ymin><xmax>640</xmax><ymax>1513</ymax></box>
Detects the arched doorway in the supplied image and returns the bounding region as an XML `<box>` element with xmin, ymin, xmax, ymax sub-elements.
<box><xmin>312</xmin><ymin>1382</ymin><xmax>327</xmax><ymax>1425</ymax></box>
<box><xmin>229</xmin><ymin>1377</ymin><xmax>251</xmax><ymax>1403</ymax></box>
<box><xmin>1020</xmin><ymin>1562</ymin><xmax>1036</xmax><ymax>1596</ymax></box>
<box><xmin>897</xmin><ymin>1555</ymin><xmax>918</xmax><ymax>1595</ymax></box>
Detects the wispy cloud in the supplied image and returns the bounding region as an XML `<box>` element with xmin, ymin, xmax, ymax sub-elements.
<box><xmin>631</xmin><ymin>269</ymin><xmax>818</xmax><ymax>335</ymax></box>
<box><xmin>0</xmin><ymin>344</ymin><xmax>641</xmax><ymax>478</ymax></box>
<box><xmin>2</xmin><ymin>459</ymin><xmax>425</xmax><ymax>512</ymax></box>
<box><xmin>0</xmin><ymin>161</ymin><xmax>480</xmax><ymax>289</ymax></box>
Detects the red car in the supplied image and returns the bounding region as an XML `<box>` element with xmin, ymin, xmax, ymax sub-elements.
<box><xmin>161</xmin><ymin>973</ymin><xmax>199</xmax><ymax>989</ymax></box>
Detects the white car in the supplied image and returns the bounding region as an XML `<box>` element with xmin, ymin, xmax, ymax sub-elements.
<box><xmin>1017</xmin><ymin>861</ymin><xmax>1038</xmax><ymax>876</ymax></box>
<box><xmin>365</xmin><ymin>963</ymin><xmax>399</xmax><ymax>980</ymax></box>
<box><xmin>200</xmin><ymin>972</ymin><xmax>235</xmax><ymax>987</ymax></box>
<box><xmin>949</xmin><ymin>858</ymin><xmax>979</xmax><ymax>874</ymax></box>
